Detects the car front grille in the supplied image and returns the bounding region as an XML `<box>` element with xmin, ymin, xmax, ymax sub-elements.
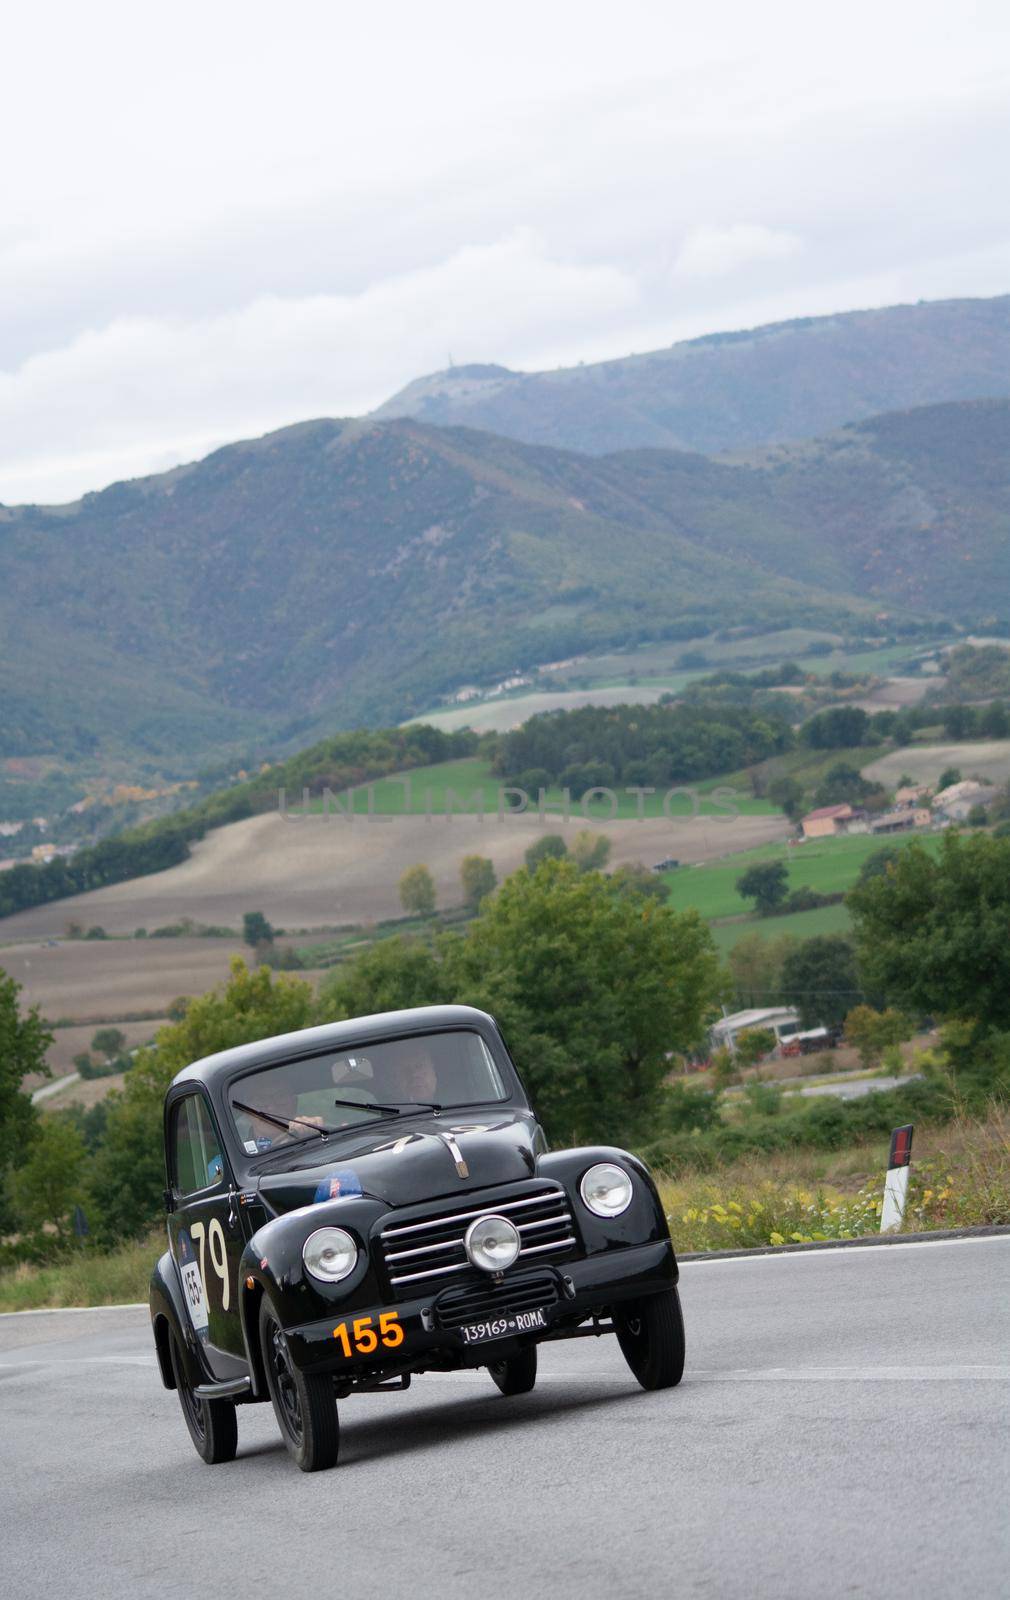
<box><xmin>432</xmin><ymin>1271</ymin><xmax>559</xmax><ymax>1331</ymax></box>
<box><xmin>377</xmin><ymin>1183</ymin><xmax>576</xmax><ymax>1297</ymax></box>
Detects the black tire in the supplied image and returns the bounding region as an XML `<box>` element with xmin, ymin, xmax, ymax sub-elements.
<box><xmin>169</xmin><ymin>1334</ymin><xmax>238</xmax><ymax>1465</ymax></box>
<box><xmin>488</xmin><ymin>1345</ymin><xmax>538</xmax><ymax>1396</ymax></box>
<box><xmin>614</xmin><ymin>1287</ymin><xmax>686</xmax><ymax>1391</ymax></box>
<box><xmin>259</xmin><ymin>1299</ymin><xmax>340</xmax><ymax>1472</ymax></box>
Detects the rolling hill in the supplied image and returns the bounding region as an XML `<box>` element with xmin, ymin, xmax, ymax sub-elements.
<box><xmin>374</xmin><ymin>293</ymin><xmax>1010</xmax><ymax>455</ymax></box>
<box><xmin>3</xmin><ymin>399</ymin><xmax>1009</xmax><ymax>782</ymax></box>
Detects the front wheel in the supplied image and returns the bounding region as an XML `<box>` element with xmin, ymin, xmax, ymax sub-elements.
<box><xmin>614</xmin><ymin>1288</ymin><xmax>685</xmax><ymax>1391</ymax></box>
<box><xmin>260</xmin><ymin>1299</ymin><xmax>340</xmax><ymax>1472</ymax></box>
<box><xmin>169</xmin><ymin>1334</ymin><xmax>238</xmax><ymax>1465</ymax></box>
<box><xmin>488</xmin><ymin>1346</ymin><xmax>538</xmax><ymax>1396</ymax></box>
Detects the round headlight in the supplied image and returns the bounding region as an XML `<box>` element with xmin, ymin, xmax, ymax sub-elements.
<box><xmin>580</xmin><ymin>1162</ymin><xmax>633</xmax><ymax>1218</ymax></box>
<box><xmin>303</xmin><ymin>1226</ymin><xmax>358</xmax><ymax>1283</ymax></box>
<box><xmin>464</xmin><ymin>1214</ymin><xmax>521</xmax><ymax>1274</ymax></box>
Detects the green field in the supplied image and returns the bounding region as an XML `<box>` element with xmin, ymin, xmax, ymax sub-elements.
<box><xmin>708</xmin><ymin>901</ymin><xmax>853</xmax><ymax>954</ymax></box>
<box><xmin>661</xmin><ymin>830</ymin><xmax>943</xmax><ymax>922</ymax></box>
<box><xmin>298</xmin><ymin>757</ymin><xmax>777</xmax><ymax>819</ymax></box>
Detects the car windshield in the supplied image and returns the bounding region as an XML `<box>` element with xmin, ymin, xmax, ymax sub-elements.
<box><xmin>228</xmin><ymin>1029</ymin><xmax>508</xmax><ymax>1153</ymax></box>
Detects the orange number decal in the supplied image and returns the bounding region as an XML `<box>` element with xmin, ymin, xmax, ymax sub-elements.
<box><xmin>333</xmin><ymin>1311</ymin><xmax>402</xmax><ymax>1355</ymax></box>
<box><xmin>353</xmin><ymin>1316</ymin><xmax>378</xmax><ymax>1353</ymax></box>
<box><xmin>379</xmin><ymin>1311</ymin><xmax>404</xmax><ymax>1348</ymax></box>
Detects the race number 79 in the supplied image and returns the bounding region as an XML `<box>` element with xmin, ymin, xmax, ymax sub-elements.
<box><xmin>190</xmin><ymin>1218</ymin><xmax>230</xmax><ymax>1310</ymax></box>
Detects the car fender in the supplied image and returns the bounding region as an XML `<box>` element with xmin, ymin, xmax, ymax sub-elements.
<box><xmin>537</xmin><ymin>1144</ymin><xmax>675</xmax><ymax>1271</ymax></box>
<box><xmin>237</xmin><ymin>1197</ymin><xmax>392</xmax><ymax>1391</ymax></box>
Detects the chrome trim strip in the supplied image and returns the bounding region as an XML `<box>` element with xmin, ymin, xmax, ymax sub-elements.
<box><xmin>518</xmin><ymin>1236</ymin><xmax>576</xmax><ymax>1256</ymax></box>
<box><xmin>380</xmin><ymin>1190</ymin><xmax>563</xmax><ymax>1239</ymax></box>
<box><xmin>389</xmin><ymin>1261</ymin><xmax>471</xmax><ymax>1286</ymax></box>
<box><xmin>385</xmin><ymin>1238</ymin><xmax>466</xmax><ymax>1263</ymax></box>
<box><xmin>517</xmin><ymin>1214</ymin><xmax>573</xmax><ymax>1234</ymax></box>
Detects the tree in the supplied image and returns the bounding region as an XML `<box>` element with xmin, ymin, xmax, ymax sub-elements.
<box><xmin>524</xmin><ymin>834</ymin><xmax>568</xmax><ymax>871</ymax></box>
<box><xmin>802</xmin><ymin>706</ymin><xmax>870</xmax><ymax>749</ymax></box>
<box><xmin>735</xmin><ymin>1027</ymin><xmax>777</xmax><ymax>1071</ymax></box>
<box><xmin>779</xmin><ymin>935</ymin><xmax>862</xmax><ymax>1029</ymax></box>
<box><xmin>317</xmin><ymin>937</ymin><xmax>445</xmax><ymax>1021</ymax></box>
<box><xmin>813</xmin><ymin>763</ymin><xmax>883</xmax><ymax>808</ymax></box>
<box><xmin>0</xmin><ymin>969</ymin><xmax>52</xmax><ymax>1229</ymax></box>
<box><xmin>399</xmin><ymin>864</ymin><xmax>436</xmax><ymax>916</ymax></box>
<box><xmin>445</xmin><ymin>859</ymin><xmax>722</xmax><ymax>1143</ymax></box>
<box><xmin>569</xmin><ymin>830</ymin><xmax>612</xmax><ymax>872</ymax></box>
<box><xmin>848</xmin><ymin>832</ymin><xmax>1010</xmax><ymax>1031</ymax></box>
<box><xmin>736</xmin><ymin>860</ymin><xmax>789</xmax><ymax>916</ymax></box>
<box><xmin>609</xmin><ymin>863</ymin><xmax>670</xmax><ymax>903</ymax></box>
<box><xmin>9</xmin><ymin>1115</ymin><xmax>87</xmax><ymax>1242</ymax></box>
<box><xmin>460</xmin><ymin>855</ymin><xmax>496</xmax><ymax>911</ymax></box>
<box><xmin>89</xmin><ymin>960</ymin><xmax>313</xmax><ymax>1239</ymax></box>
<box><xmin>91</xmin><ymin>1027</ymin><xmax>127</xmax><ymax>1064</ymax></box>
<box><xmin>937</xmin><ymin>766</ymin><xmax>962</xmax><ymax>791</ymax></box>
<box><xmin>242</xmin><ymin>910</ymin><xmax>274</xmax><ymax>948</ymax></box>
<box><xmin>767</xmin><ymin>775</ymin><xmax>804</xmax><ymax>820</ymax></box>
<box><xmin>728</xmin><ymin>931</ymin><xmax>798</xmax><ymax>1008</ymax></box>
<box><xmin>843</xmin><ymin>1005</ymin><xmax>912</xmax><ymax>1070</ymax></box>
<box><xmin>856</xmin><ymin>844</ymin><xmax>905</xmax><ymax>886</ymax></box>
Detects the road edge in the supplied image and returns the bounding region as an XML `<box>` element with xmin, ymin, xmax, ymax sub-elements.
<box><xmin>679</xmin><ymin>1222</ymin><xmax>1010</xmax><ymax>1262</ymax></box>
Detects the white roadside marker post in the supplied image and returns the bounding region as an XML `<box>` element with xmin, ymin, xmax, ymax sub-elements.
<box><xmin>880</xmin><ymin>1124</ymin><xmax>914</xmax><ymax>1233</ymax></box>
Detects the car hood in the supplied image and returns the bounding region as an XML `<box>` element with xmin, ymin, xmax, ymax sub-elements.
<box><xmin>254</xmin><ymin>1110</ymin><xmax>543</xmax><ymax>1215</ymax></box>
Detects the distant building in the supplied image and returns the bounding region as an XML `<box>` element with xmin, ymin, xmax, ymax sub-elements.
<box><xmin>31</xmin><ymin>842</ymin><xmax>58</xmax><ymax>862</ymax></box>
<box><xmin>0</xmin><ymin>820</ymin><xmax>24</xmax><ymax>838</ymax></box>
<box><xmin>710</xmin><ymin>1007</ymin><xmax>803</xmax><ymax>1054</ymax></box>
<box><xmin>870</xmin><ymin>807</ymin><xmax>932</xmax><ymax>835</ymax></box>
<box><xmin>800</xmin><ymin>803</ymin><xmax>866</xmax><ymax>839</ymax></box>
<box><xmin>895</xmin><ymin>784</ymin><xmax>931</xmax><ymax>807</ymax></box>
<box><xmin>932</xmin><ymin>780</ymin><xmax>998</xmax><ymax>822</ymax></box>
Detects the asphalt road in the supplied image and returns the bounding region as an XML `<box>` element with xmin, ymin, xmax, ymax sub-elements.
<box><xmin>3</xmin><ymin>1238</ymin><xmax>1008</xmax><ymax>1600</ymax></box>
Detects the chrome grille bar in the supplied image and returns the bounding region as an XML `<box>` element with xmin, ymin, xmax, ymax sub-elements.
<box><xmin>380</xmin><ymin>1190</ymin><xmax>561</xmax><ymax>1240</ymax></box>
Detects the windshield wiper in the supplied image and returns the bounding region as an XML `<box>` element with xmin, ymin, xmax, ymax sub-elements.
<box><xmin>393</xmin><ymin>1100</ymin><xmax>442</xmax><ymax>1113</ymax></box>
<box><xmin>232</xmin><ymin>1098</ymin><xmax>336</xmax><ymax>1139</ymax></box>
<box><xmin>331</xmin><ymin>1095</ymin><xmax>403</xmax><ymax>1117</ymax></box>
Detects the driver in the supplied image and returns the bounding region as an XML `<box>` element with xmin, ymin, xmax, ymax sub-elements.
<box><xmin>384</xmin><ymin>1048</ymin><xmax>440</xmax><ymax>1105</ymax></box>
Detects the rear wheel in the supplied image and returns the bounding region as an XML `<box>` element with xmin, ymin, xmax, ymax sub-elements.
<box><xmin>615</xmin><ymin>1288</ymin><xmax>685</xmax><ymax>1391</ymax></box>
<box><xmin>488</xmin><ymin>1346</ymin><xmax>538</xmax><ymax>1396</ymax></box>
<box><xmin>259</xmin><ymin>1299</ymin><xmax>340</xmax><ymax>1472</ymax></box>
<box><xmin>169</xmin><ymin>1334</ymin><xmax>238</xmax><ymax>1465</ymax></box>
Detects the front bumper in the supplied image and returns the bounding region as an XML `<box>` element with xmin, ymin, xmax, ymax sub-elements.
<box><xmin>284</xmin><ymin>1238</ymin><xmax>677</xmax><ymax>1375</ymax></box>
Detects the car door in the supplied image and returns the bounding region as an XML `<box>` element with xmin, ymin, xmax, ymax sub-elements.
<box><xmin>166</xmin><ymin>1089</ymin><xmax>250</xmax><ymax>1382</ymax></box>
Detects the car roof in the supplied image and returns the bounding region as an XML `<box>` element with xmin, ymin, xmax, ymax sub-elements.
<box><xmin>167</xmin><ymin>1004</ymin><xmax>502</xmax><ymax>1099</ymax></box>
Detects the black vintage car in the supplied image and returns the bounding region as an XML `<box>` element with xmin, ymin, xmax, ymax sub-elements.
<box><xmin>150</xmin><ymin>1004</ymin><xmax>684</xmax><ymax>1471</ymax></box>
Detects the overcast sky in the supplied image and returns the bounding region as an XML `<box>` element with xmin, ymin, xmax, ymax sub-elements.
<box><xmin>3</xmin><ymin>0</ymin><xmax>1010</xmax><ymax>503</ymax></box>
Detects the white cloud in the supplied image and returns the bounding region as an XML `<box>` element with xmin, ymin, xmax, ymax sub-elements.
<box><xmin>0</xmin><ymin>231</ymin><xmax>638</xmax><ymax>503</ymax></box>
<box><xmin>672</xmin><ymin>224</ymin><xmax>803</xmax><ymax>281</ymax></box>
<box><xmin>2</xmin><ymin>1</ymin><xmax>1010</xmax><ymax>500</ymax></box>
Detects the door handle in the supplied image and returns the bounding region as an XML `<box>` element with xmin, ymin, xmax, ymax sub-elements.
<box><xmin>226</xmin><ymin>1189</ymin><xmax>238</xmax><ymax>1229</ymax></box>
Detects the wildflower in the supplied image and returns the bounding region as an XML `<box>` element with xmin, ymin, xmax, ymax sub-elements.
<box><xmin>727</xmin><ymin>1201</ymin><xmax>743</xmax><ymax>1214</ymax></box>
<box><xmin>769</xmin><ymin>1232</ymin><xmax>785</xmax><ymax>1246</ymax></box>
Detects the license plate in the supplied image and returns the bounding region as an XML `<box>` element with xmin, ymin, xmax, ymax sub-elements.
<box><xmin>459</xmin><ymin>1306</ymin><xmax>548</xmax><ymax>1345</ymax></box>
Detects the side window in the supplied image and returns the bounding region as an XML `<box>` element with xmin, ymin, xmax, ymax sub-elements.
<box><xmin>171</xmin><ymin>1095</ymin><xmax>225</xmax><ymax>1195</ymax></box>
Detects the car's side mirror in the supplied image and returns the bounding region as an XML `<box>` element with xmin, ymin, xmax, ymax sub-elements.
<box><xmin>163</xmin><ymin>1186</ymin><xmax>176</xmax><ymax>1214</ymax></box>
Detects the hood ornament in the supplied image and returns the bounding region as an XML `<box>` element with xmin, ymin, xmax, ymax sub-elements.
<box><xmin>439</xmin><ymin>1130</ymin><xmax>469</xmax><ymax>1178</ymax></box>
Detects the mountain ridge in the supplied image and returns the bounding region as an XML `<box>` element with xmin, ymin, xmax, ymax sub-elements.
<box><xmin>373</xmin><ymin>293</ymin><xmax>1010</xmax><ymax>456</ymax></box>
<box><xmin>2</xmin><ymin>398</ymin><xmax>1008</xmax><ymax>784</ymax></box>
